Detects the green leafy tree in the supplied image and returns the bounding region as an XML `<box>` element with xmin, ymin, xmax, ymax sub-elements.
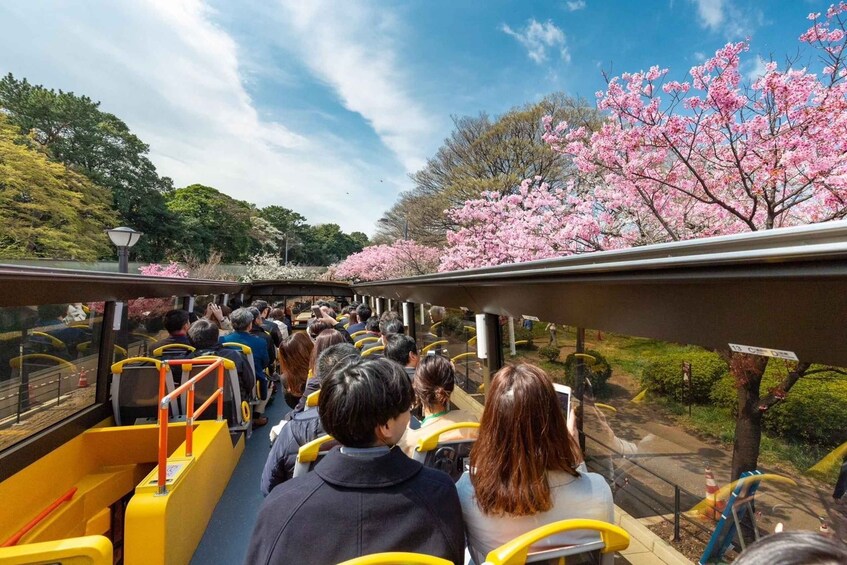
<box><xmin>165</xmin><ymin>184</ymin><xmax>254</xmax><ymax>262</ymax></box>
<box><xmin>300</xmin><ymin>223</ymin><xmax>366</xmax><ymax>265</ymax></box>
<box><xmin>0</xmin><ymin>116</ymin><xmax>117</xmax><ymax>259</ymax></box>
<box><xmin>375</xmin><ymin>93</ymin><xmax>600</xmax><ymax>246</ymax></box>
<box><xmin>0</xmin><ymin>73</ymin><xmax>178</xmax><ymax>260</ymax></box>
<box><xmin>258</xmin><ymin>205</ymin><xmax>309</xmax><ymax>262</ymax></box>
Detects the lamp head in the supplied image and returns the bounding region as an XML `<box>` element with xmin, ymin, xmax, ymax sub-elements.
<box><xmin>106</xmin><ymin>227</ymin><xmax>143</xmax><ymax>248</ymax></box>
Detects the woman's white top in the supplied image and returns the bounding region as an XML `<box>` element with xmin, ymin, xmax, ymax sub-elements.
<box><xmin>456</xmin><ymin>465</ymin><xmax>613</xmax><ymax>564</ymax></box>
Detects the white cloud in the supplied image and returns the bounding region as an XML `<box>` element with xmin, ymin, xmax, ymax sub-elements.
<box><xmin>693</xmin><ymin>51</ymin><xmax>707</xmax><ymax>62</ymax></box>
<box><xmin>689</xmin><ymin>0</ymin><xmax>760</xmax><ymax>39</ymax></box>
<box><xmin>273</xmin><ymin>1</ymin><xmax>436</xmax><ymax>174</ymax></box>
<box><xmin>692</xmin><ymin>0</ymin><xmax>724</xmax><ymax>31</ymax></box>
<box><xmin>0</xmin><ymin>0</ymin><xmax>416</xmax><ymax>234</ymax></box>
<box><xmin>501</xmin><ymin>19</ymin><xmax>570</xmax><ymax>65</ymax></box>
<box><xmin>745</xmin><ymin>55</ymin><xmax>768</xmax><ymax>82</ymax></box>
<box><xmin>565</xmin><ymin>1</ymin><xmax>586</xmax><ymax>11</ymax></box>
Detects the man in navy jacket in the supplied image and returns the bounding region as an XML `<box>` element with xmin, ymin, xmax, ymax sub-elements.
<box><xmin>244</xmin><ymin>357</ymin><xmax>465</xmax><ymax>565</ymax></box>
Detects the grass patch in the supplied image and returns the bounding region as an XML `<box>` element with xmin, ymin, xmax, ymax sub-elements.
<box><xmin>651</xmin><ymin>395</ymin><xmax>833</xmax><ymax>479</ymax></box>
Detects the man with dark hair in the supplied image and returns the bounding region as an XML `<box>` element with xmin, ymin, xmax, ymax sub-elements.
<box><xmin>246</xmin><ymin>358</ymin><xmax>465</xmax><ymax>564</ymax></box>
<box><xmin>385</xmin><ymin>333</ymin><xmax>419</xmax><ymax>380</ymax></box>
<box><xmin>150</xmin><ymin>309</ymin><xmax>191</xmax><ymax>353</ymax></box>
<box><xmin>260</xmin><ymin>343</ymin><xmax>359</xmax><ymax>495</ymax></box>
<box><xmin>252</xmin><ymin>300</ymin><xmax>283</xmax><ymax>348</ymax></box>
<box><xmin>247</xmin><ymin>306</ymin><xmax>276</xmax><ymax>374</ymax></box>
<box><xmin>345</xmin><ymin>304</ymin><xmax>371</xmax><ymax>334</ymax></box>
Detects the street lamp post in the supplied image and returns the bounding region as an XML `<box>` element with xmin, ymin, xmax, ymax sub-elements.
<box><xmin>106</xmin><ymin>227</ymin><xmax>143</xmax><ymax>273</ymax></box>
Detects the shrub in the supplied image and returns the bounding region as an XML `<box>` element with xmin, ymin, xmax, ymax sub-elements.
<box><xmin>763</xmin><ymin>367</ymin><xmax>847</xmax><ymax>448</ymax></box>
<box><xmin>563</xmin><ymin>349</ymin><xmax>612</xmax><ymax>392</ymax></box>
<box><xmin>640</xmin><ymin>349</ymin><xmax>728</xmax><ymax>403</ymax></box>
<box><xmin>513</xmin><ymin>327</ymin><xmax>536</xmax><ymax>350</ymax></box>
<box><xmin>538</xmin><ymin>345</ymin><xmax>560</xmax><ymax>363</ymax></box>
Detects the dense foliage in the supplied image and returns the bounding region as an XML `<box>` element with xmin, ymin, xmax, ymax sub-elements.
<box><xmin>640</xmin><ymin>348</ymin><xmax>729</xmax><ymax>403</ymax></box>
<box><xmin>0</xmin><ymin>116</ymin><xmax>117</xmax><ymax>259</ymax></box>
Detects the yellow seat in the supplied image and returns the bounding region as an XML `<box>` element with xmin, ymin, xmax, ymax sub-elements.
<box><xmin>355</xmin><ymin>336</ymin><xmax>380</xmax><ymax>349</ymax></box>
<box><xmin>9</xmin><ymin>353</ymin><xmax>76</xmax><ymax>370</ymax></box>
<box><xmin>293</xmin><ymin>434</ymin><xmax>335</xmax><ymax>478</ymax></box>
<box><xmin>30</xmin><ymin>331</ymin><xmax>66</xmax><ymax>351</ymax></box>
<box><xmin>338</xmin><ymin>552</ymin><xmax>451</xmax><ymax>565</ymax></box>
<box><xmin>413</xmin><ymin>422</ymin><xmax>480</xmax><ymax>481</ymax></box>
<box><xmin>152</xmin><ymin>343</ymin><xmax>196</xmax><ymax>357</ymax></box>
<box><xmin>421</xmin><ymin>340</ymin><xmax>448</xmax><ymax>355</ymax></box>
<box><xmin>0</xmin><ymin>535</ymin><xmax>112</xmax><ymax>565</ymax></box>
<box><xmin>361</xmin><ymin>345</ymin><xmax>384</xmax><ymax>358</ymax></box>
<box><xmin>350</xmin><ymin>330</ymin><xmax>368</xmax><ymax>339</ymax></box>
<box><xmin>306</xmin><ymin>389</ymin><xmax>320</xmax><ymax>407</ymax></box>
<box><xmin>482</xmin><ymin>519</ymin><xmax>630</xmax><ymax>565</ymax></box>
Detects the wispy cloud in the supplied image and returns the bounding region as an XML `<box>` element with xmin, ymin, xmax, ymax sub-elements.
<box><xmin>565</xmin><ymin>0</ymin><xmax>586</xmax><ymax>11</ymax></box>
<box><xmin>689</xmin><ymin>0</ymin><xmax>761</xmax><ymax>39</ymax></box>
<box><xmin>0</xmin><ymin>0</ymin><xmax>407</xmax><ymax>233</ymax></box>
<box><xmin>745</xmin><ymin>55</ymin><xmax>769</xmax><ymax>82</ymax></box>
<box><xmin>501</xmin><ymin>19</ymin><xmax>570</xmax><ymax>64</ymax></box>
<box><xmin>274</xmin><ymin>1</ymin><xmax>435</xmax><ymax>174</ymax></box>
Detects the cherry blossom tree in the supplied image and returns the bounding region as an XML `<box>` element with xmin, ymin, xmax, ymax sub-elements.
<box><xmin>335</xmin><ymin>240</ymin><xmax>441</xmax><ymax>282</ymax></box>
<box><xmin>443</xmin><ymin>5</ymin><xmax>847</xmax><ymax>481</ymax></box>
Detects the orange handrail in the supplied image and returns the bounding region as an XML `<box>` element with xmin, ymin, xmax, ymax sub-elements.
<box><xmin>2</xmin><ymin>487</ymin><xmax>77</xmax><ymax>546</ymax></box>
<box><xmin>156</xmin><ymin>358</ymin><xmax>225</xmax><ymax>495</ymax></box>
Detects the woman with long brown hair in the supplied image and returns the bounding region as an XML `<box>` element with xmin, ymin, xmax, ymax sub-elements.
<box><xmin>456</xmin><ymin>362</ymin><xmax>613</xmax><ymax>564</ymax></box>
<box><xmin>286</xmin><ymin>329</ymin><xmax>350</xmax><ymax>414</ymax></box>
<box><xmin>278</xmin><ymin>332</ymin><xmax>313</xmax><ymax>409</ymax></box>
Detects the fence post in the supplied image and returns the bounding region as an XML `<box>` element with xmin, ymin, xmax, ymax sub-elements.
<box><xmin>674</xmin><ymin>485</ymin><xmax>681</xmax><ymax>542</ymax></box>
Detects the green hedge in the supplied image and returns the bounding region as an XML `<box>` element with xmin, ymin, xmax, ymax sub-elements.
<box><xmin>563</xmin><ymin>349</ymin><xmax>612</xmax><ymax>392</ymax></box>
<box><xmin>538</xmin><ymin>345</ymin><xmax>560</xmax><ymax>362</ymax></box>
<box><xmin>711</xmin><ymin>363</ymin><xmax>847</xmax><ymax>448</ymax></box>
<box><xmin>640</xmin><ymin>349</ymin><xmax>728</xmax><ymax>403</ymax></box>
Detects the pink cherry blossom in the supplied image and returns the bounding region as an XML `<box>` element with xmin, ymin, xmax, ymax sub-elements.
<box><xmin>335</xmin><ymin>240</ymin><xmax>441</xmax><ymax>282</ymax></box>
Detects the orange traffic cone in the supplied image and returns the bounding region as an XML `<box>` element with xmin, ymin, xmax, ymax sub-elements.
<box><xmin>77</xmin><ymin>369</ymin><xmax>89</xmax><ymax>388</ymax></box>
<box><xmin>704</xmin><ymin>466</ymin><xmax>724</xmax><ymax>520</ymax></box>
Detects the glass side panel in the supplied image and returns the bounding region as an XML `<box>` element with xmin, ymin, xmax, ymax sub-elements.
<box><xmin>0</xmin><ymin>303</ymin><xmax>103</xmax><ymax>451</ymax></box>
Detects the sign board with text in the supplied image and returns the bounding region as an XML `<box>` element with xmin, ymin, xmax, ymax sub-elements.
<box><xmin>728</xmin><ymin>344</ymin><xmax>798</xmax><ymax>361</ymax></box>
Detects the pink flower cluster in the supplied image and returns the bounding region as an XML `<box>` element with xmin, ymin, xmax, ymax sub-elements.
<box><xmin>535</xmin><ymin>3</ymin><xmax>847</xmax><ymax>249</ymax></box>
<box><xmin>334</xmin><ymin>240</ymin><xmax>441</xmax><ymax>281</ymax></box>
<box><xmin>138</xmin><ymin>262</ymin><xmax>190</xmax><ymax>279</ymax></box>
<box><xmin>439</xmin><ymin>177</ymin><xmax>613</xmax><ymax>270</ymax></box>
<box><xmin>131</xmin><ymin>262</ymin><xmax>190</xmax><ymax>321</ymax></box>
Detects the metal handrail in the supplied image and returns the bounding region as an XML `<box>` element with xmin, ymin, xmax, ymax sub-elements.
<box><xmin>156</xmin><ymin>358</ymin><xmax>225</xmax><ymax>495</ymax></box>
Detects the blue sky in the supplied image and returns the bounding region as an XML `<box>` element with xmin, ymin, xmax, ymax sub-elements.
<box><xmin>0</xmin><ymin>0</ymin><xmax>832</xmax><ymax>234</ymax></box>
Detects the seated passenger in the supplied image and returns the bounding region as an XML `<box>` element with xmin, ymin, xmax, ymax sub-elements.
<box><xmin>733</xmin><ymin>531</ymin><xmax>847</xmax><ymax>565</ymax></box>
<box><xmin>267</xmin><ymin>308</ymin><xmax>290</xmax><ymax>341</ymax></box>
<box><xmin>261</xmin><ymin>342</ymin><xmax>358</xmax><ymax>495</ymax></box>
<box><xmin>290</xmin><ymin>329</ymin><xmax>348</xmax><ymax>415</ymax></box>
<box><xmin>219</xmin><ymin>308</ymin><xmax>269</xmax><ymax>427</ymax></box>
<box><xmin>384</xmin><ymin>333</ymin><xmax>419</xmax><ymax>380</ymax></box>
<box><xmin>188</xmin><ymin>319</ymin><xmax>257</xmax><ymax>416</ymax></box>
<box><xmin>150</xmin><ymin>309</ymin><xmax>192</xmax><ymax>353</ymax></box>
<box><xmin>247</xmin><ymin>306</ymin><xmax>275</xmax><ymax>375</ymax></box>
<box><xmin>278</xmin><ymin>332</ymin><xmax>313</xmax><ymax>409</ymax></box>
<box><xmin>252</xmin><ymin>300</ymin><xmax>284</xmax><ymax>348</ymax></box>
<box><xmin>345</xmin><ymin>303</ymin><xmax>371</xmax><ymax>334</ymax></box>
<box><xmin>245</xmin><ymin>357</ymin><xmax>465</xmax><ymax>565</ymax></box>
<box><xmin>457</xmin><ymin>362</ymin><xmax>613</xmax><ymax>564</ymax></box>
<box><xmin>398</xmin><ymin>355</ymin><xmax>478</xmax><ymax>458</ymax></box>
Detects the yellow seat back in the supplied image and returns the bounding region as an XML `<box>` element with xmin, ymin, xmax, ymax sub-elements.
<box><xmin>355</xmin><ymin>336</ymin><xmax>380</xmax><ymax>349</ymax></box>
<box><xmin>306</xmin><ymin>389</ymin><xmax>320</xmax><ymax>407</ymax></box>
<box><xmin>361</xmin><ymin>345</ymin><xmax>384</xmax><ymax>358</ymax></box>
<box><xmin>338</xmin><ymin>552</ymin><xmax>452</xmax><ymax>565</ymax></box>
<box><xmin>350</xmin><ymin>330</ymin><xmax>368</xmax><ymax>339</ymax></box>
<box><xmin>152</xmin><ymin>343</ymin><xmax>196</xmax><ymax>357</ymax></box>
<box><xmin>482</xmin><ymin>519</ymin><xmax>629</xmax><ymax>565</ymax></box>
<box><xmin>420</xmin><ymin>340</ymin><xmax>448</xmax><ymax>355</ymax></box>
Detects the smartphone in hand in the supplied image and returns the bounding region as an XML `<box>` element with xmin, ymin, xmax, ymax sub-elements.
<box><xmin>311</xmin><ymin>305</ymin><xmax>322</xmax><ymax>318</ymax></box>
<box><xmin>553</xmin><ymin>383</ymin><xmax>572</xmax><ymax>416</ymax></box>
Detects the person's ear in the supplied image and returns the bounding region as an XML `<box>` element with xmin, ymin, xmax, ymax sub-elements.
<box><xmin>375</xmin><ymin>422</ymin><xmax>391</xmax><ymax>446</ymax></box>
<box><xmin>409</xmin><ymin>352</ymin><xmax>419</xmax><ymax>366</ymax></box>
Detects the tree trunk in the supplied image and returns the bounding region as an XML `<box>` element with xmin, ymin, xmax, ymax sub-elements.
<box><xmin>729</xmin><ymin>353</ymin><xmax>769</xmax><ymax>481</ymax></box>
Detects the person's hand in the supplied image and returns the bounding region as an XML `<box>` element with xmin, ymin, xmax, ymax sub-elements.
<box><xmin>206</xmin><ymin>303</ymin><xmax>224</xmax><ymax>322</ymax></box>
<box><xmin>320</xmin><ymin>313</ymin><xmax>338</xmax><ymax>327</ymax></box>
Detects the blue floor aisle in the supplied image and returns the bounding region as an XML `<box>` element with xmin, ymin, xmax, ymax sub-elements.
<box><xmin>191</xmin><ymin>395</ymin><xmax>290</xmax><ymax>565</ymax></box>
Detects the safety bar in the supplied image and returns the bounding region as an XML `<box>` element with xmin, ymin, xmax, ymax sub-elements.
<box><xmin>156</xmin><ymin>358</ymin><xmax>225</xmax><ymax>495</ymax></box>
<box><xmin>2</xmin><ymin>487</ymin><xmax>77</xmax><ymax>546</ymax></box>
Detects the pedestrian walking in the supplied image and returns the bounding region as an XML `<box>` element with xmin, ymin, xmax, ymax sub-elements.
<box><xmin>546</xmin><ymin>322</ymin><xmax>558</xmax><ymax>347</ymax></box>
